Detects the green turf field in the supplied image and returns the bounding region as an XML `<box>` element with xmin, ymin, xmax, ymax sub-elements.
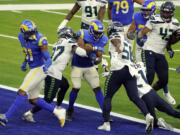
<box><xmin>0</xmin><ymin>1</ymin><xmax>180</xmax><ymax>129</ymax></box>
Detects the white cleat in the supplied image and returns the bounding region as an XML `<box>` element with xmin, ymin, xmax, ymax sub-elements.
<box><xmin>22</xmin><ymin>111</ymin><xmax>36</xmax><ymax>123</ymax></box>
<box><xmin>97</xmin><ymin>122</ymin><xmax>111</xmax><ymax>132</ymax></box>
<box><xmin>157</xmin><ymin>118</ymin><xmax>174</xmax><ymax>131</ymax></box>
<box><xmin>53</xmin><ymin>107</ymin><xmax>66</xmax><ymax>127</ymax></box>
<box><xmin>164</xmin><ymin>92</ymin><xmax>176</xmax><ymax>105</ymax></box>
<box><xmin>145</xmin><ymin>113</ymin><xmax>154</xmax><ymax>134</ymax></box>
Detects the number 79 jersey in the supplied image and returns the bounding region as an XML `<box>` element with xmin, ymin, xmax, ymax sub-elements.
<box><xmin>143</xmin><ymin>14</ymin><xmax>180</xmax><ymax>54</ymax></box>
<box><xmin>47</xmin><ymin>38</ymin><xmax>77</xmax><ymax>80</ymax></box>
<box><xmin>77</xmin><ymin>0</ymin><xmax>107</xmax><ymax>25</ymax></box>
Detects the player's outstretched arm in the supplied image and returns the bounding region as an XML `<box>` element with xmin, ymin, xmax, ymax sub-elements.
<box><xmin>134</xmin><ymin>0</ymin><xmax>144</xmax><ymax>5</ymax></box>
<box><xmin>57</xmin><ymin>3</ymin><xmax>80</xmax><ymax>30</ymax></box>
<box><xmin>127</xmin><ymin>20</ymin><xmax>136</xmax><ymax>40</ymax></box>
<box><xmin>111</xmin><ymin>38</ymin><xmax>122</xmax><ymax>54</ymax></box>
<box><xmin>98</xmin><ymin>5</ymin><xmax>106</xmax><ymax>22</ymax></box>
<box><xmin>107</xmin><ymin>3</ymin><xmax>112</xmax><ymax>20</ymax></box>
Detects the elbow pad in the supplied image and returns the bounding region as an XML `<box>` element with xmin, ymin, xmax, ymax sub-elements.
<box><xmin>75</xmin><ymin>47</ymin><xmax>88</xmax><ymax>57</ymax></box>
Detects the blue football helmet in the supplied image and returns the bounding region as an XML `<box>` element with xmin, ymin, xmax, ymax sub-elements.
<box><xmin>89</xmin><ymin>20</ymin><xmax>104</xmax><ymax>40</ymax></box>
<box><xmin>20</xmin><ymin>19</ymin><xmax>37</xmax><ymax>40</ymax></box>
<box><xmin>141</xmin><ymin>0</ymin><xmax>156</xmax><ymax>19</ymax></box>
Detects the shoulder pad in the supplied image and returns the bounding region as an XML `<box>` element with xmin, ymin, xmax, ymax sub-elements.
<box><xmin>172</xmin><ymin>18</ymin><xmax>179</xmax><ymax>26</ymax></box>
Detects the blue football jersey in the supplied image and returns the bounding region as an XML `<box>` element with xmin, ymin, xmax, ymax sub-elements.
<box><xmin>72</xmin><ymin>29</ymin><xmax>108</xmax><ymax>67</ymax></box>
<box><xmin>18</xmin><ymin>32</ymin><xmax>48</xmax><ymax>69</ymax></box>
<box><xmin>109</xmin><ymin>0</ymin><xmax>134</xmax><ymax>25</ymax></box>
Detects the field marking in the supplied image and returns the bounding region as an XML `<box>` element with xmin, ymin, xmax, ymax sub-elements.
<box><xmin>0</xmin><ymin>1</ymin><xmax>180</xmax><ymax>11</ymax></box>
<box><xmin>0</xmin><ymin>84</ymin><xmax>180</xmax><ymax>133</ymax></box>
<box><xmin>0</xmin><ymin>33</ymin><xmax>179</xmax><ymax>72</ymax></box>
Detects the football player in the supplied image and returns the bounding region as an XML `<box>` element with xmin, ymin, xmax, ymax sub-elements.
<box><xmin>57</xmin><ymin>0</ymin><xmax>107</xmax><ymax>30</ymax></box>
<box><xmin>134</xmin><ymin>62</ymin><xmax>180</xmax><ymax>131</ymax></box>
<box><xmin>66</xmin><ymin>20</ymin><xmax>108</xmax><ymax>121</ymax></box>
<box><xmin>22</xmin><ymin>27</ymin><xmax>93</xmax><ymax>123</ymax></box>
<box><xmin>0</xmin><ymin>20</ymin><xmax>67</xmax><ymax>127</ymax></box>
<box><xmin>97</xmin><ymin>21</ymin><xmax>154</xmax><ymax>134</ymax></box>
<box><xmin>108</xmin><ymin>0</ymin><xmax>144</xmax><ymax>33</ymax></box>
<box><xmin>127</xmin><ymin>0</ymin><xmax>156</xmax><ymax>62</ymax></box>
<box><xmin>137</xmin><ymin>1</ymin><xmax>179</xmax><ymax>105</ymax></box>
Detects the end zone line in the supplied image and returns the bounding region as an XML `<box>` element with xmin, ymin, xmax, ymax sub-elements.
<box><xmin>0</xmin><ymin>84</ymin><xmax>180</xmax><ymax>133</ymax></box>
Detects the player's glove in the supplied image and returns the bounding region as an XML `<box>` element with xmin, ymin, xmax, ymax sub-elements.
<box><xmin>21</xmin><ymin>61</ymin><xmax>27</xmax><ymax>71</ymax></box>
<box><xmin>57</xmin><ymin>19</ymin><xmax>69</xmax><ymax>32</ymax></box>
<box><xmin>137</xmin><ymin>37</ymin><xmax>146</xmax><ymax>47</ymax></box>
<box><xmin>168</xmin><ymin>50</ymin><xmax>175</xmax><ymax>58</ymax></box>
<box><xmin>127</xmin><ymin>31</ymin><xmax>135</xmax><ymax>40</ymax></box>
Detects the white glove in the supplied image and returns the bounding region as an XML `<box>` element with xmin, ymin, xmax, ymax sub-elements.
<box><xmin>102</xmin><ymin>71</ymin><xmax>109</xmax><ymax>77</ymax></box>
<box><xmin>57</xmin><ymin>19</ymin><xmax>69</xmax><ymax>32</ymax></box>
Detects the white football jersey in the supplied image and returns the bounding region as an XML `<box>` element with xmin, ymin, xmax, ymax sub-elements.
<box><xmin>48</xmin><ymin>38</ymin><xmax>77</xmax><ymax>80</ymax></box>
<box><xmin>143</xmin><ymin>14</ymin><xmax>180</xmax><ymax>54</ymax></box>
<box><xmin>131</xmin><ymin>62</ymin><xmax>152</xmax><ymax>98</ymax></box>
<box><xmin>77</xmin><ymin>0</ymin><xmax>107</xmax><ymax>25</ymax></box>
<box><xmin>109</xmin><ymin>32</ymin><xmax>136</xmax><ymax>76</ymax></box>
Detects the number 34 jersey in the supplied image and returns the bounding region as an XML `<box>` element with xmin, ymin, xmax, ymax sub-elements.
<box><xmin>143</xmin><ymin>14</ymin><xmax>180</xmax><ymax>54</ymax></box>
<box><xmin>77</xmin><ymin>0</ymin><xmax>107</xmax><ymax>25</ymax></box>
<box><xmin>48</xmin><ymin>38</ymin><xmax>77</xmax><ymax>80</ymax></box>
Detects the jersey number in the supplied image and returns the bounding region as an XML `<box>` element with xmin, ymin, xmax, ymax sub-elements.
<box><xmin>113</xmin><ymin>0</ymin><xmax>129</xmax><ymax>14</ymax></box>
<box><xmin>122</xmin><ymin>42</ymin><xmax>133</xmax><ymax>61</ymax></box>
<box><xmin>23</xmin><ymin>48</ymin><xmax>33</xmax><ymax>61</ymax></box>
<box><xmin>137</xmin><ymin>69</ymin><xmax>148</xmax><ymax>88</ymax></box>
<box><xmin>51</xmin><ymin>46</ymin><xmax>65</xmax><ymax>61</ymax></box>
<box><xmin>85</xmin><ymin>6</ymin><xmax>98</xmax><ymax>17</ymax></box>
<box><xmin>160</xmin><ymin>27</ymin><xmax>173</xmax><ymax>40</ymax></box>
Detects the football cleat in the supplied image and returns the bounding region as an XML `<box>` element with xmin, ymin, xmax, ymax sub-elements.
<box><xmin>22</xmin><ymin>111</ymin><xmax>36</xmax><ymax>123</ymax></box>
<box><xmin>97</xmin><ymin>122</ymin><xmax>111</xmax><ymax>132</ymax></box>
<box><xmin>0</xmin><ymin>114</ymin><xmax>8</xmax><ymax>126</ymax></box>
<box><xmin>164</xmin><ymin>92</ymin><xmax>176</xmax><ymax>105</ymax></box>
<box><xmin>66</xmin><ymin>108</ymin><xmax>74</xmax><ymax>121</ymax></box>
<box><xmin>145</xmin><ymin>113</ymin><xmax>154</xmax><ymax>134</ymax></box>
<box><xmin>157</xmin><ymin>118</ymin><xmax>174</xmax><ymax>131</ymax></box>
<box><xmin>53</xmin><ymin>107</ymin><xmax>66</xmax><ymax>127</ymax></box>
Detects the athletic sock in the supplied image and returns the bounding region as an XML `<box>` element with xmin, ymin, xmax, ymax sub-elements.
<box><xmin>36</xmin><ymin>98</ymin><xmax>54</xmax><ymax>113</ymax></box>
<box><xmin>95</xmin><ymin>89</ymin><xmax>104</xmax><ymax>110</ymax></box>
<box><xmin>5</xmin><ymin>94</ymin><xmax>27</xmax><ymax>119</ymax></box>
<box><xmin>68</xmin><ymin>90</ymin><xmax>78</xmax><ymax>109</ymax></box>
<box><xmin>163</xmin><ymin>85</ymin><xmax>169</xmax><ymax>94</ymax></box>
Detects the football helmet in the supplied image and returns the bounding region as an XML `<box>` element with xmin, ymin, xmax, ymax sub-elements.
<box><xmin>20</xmin><ymin>19</ymin><xmax>37</xmax><ymax>40</ymax></box>
<box><xmin>141</xmin><ymin>0</ymin><xmax>156</xmax><ymax>19</ymax></box>
<box><xmin>160</xmin><ymin>1</ymin><xmax>175</xmax><ymax>22</ymax></box>
<box><xmin>57</xmin><ymin>27</ymin><xmax>76</xmax><ymax>39</ymax></box>
<box><xmin>89</xmin><ymin>20</ymin><xmax>104</xmax><ymax>40</ymax></box>
<box><xmin>107</xmin><ymin>21</ymin><xmax>124</xmax><ymax>37</ymax></box>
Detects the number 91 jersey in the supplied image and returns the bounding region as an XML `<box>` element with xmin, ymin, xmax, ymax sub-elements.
<box><xmin>47</xmin><ymin>38</ymin><xmax>77</xmax><ymax>80</ymax></box>
<box><xmin>77</xmin><ymin>0</ymin><xmax>107</xmax><ymax>25</ymax></box>
<box><xmin>109</xmin><ymin>0</ymin><xmax>134</xmax><ymax>25</ymax></box>
<box><xmin>143</xmin><ymin>14</ymin><xmax>180</xmax><ymax>54</ymax></box>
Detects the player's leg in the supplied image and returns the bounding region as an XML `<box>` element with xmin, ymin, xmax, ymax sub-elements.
<box><xmin>143</xmin><ymin>50</ymin><xmax>156</xmax><ymax>85</ymax></box>
<box><xmin>123</xmin><ymin>67</ymin><xmax>154</xmax><ymax>134</ymax></box>
<box><xmin>84</xmin><ymin>67</ymin><xmax>104</xmax><ymax>109</ymax></box>
<box><xmin>153</xmin><ymin>54</ymin><xmax>176</xmax><ymax>105</ymax></box>
<box><xmin>56</xmin><ymin>76</ymin><xmax>69</xmax><ymax>106</ymax></box>
<box><xmin>0</xmin><ymin>67</ymin><xmax>45</xmax><ymax>126</ymax></box>
<box><xmin>67</xmin><ymin>66</ymin><xmax>83</xmax><ymax>120</ymax></box>
<box><xmin>98</xmin><ymin>70</ymin><xmax>122</xmax><ymax>131</ymax></box>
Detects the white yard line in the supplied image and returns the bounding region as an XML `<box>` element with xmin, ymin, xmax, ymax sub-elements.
<box><xmin>0</xmin><ymin>1</ymin><xmax>180</xmax><ymax>11</ymax></box>
<box><xmin>0</xmin><ymin>33</ymin><xmax>179</xmax><ymax>71</ymax></box>
<box><xmin>0</xmin><ymin>84</ymin><xmax>180</xmax><ymax>133</ymax></box>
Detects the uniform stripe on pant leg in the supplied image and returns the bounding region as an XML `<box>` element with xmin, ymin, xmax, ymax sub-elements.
<box><xmin>104</xmin><ymin>71</ymin><xmax>113</xmax><ymax>96</ymax></box>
